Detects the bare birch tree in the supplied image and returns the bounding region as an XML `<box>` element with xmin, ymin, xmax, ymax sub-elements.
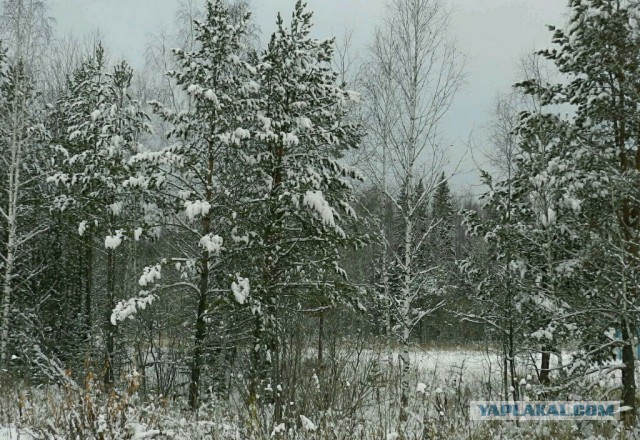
<box><xmin>362</xmin><ymin>0</ymin><xmax>464</xmax><ymax>422</ymax></box>
<box><xmin>0</xmin><ymin>0</ymin><xmax>51</xmax><ymax>367</ymax></box>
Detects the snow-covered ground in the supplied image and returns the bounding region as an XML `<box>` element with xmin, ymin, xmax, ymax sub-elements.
<box><xmin>369</xmin><ymin>347</ymin><xmax>505</xmax><ymax>389</ymax></box>
<box><xmin>0</xmin><ymin>427</ymin><xmax>34</xmax><ymax>440</ymax></box>
<box><xmin>0</xmin><ymin>347</ymin><xmax>633</xmax><ymax>439</ymax></box>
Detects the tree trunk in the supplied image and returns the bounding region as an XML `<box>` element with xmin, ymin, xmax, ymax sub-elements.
<box><xmin>399</xmin><ymin>337</ymin><xmax>410</xmax><ymax>423</ymax></box>
<box><xmin>381</xmin><ymin>230</ymin><xmax>392</xmax><ymax>337</ymax></box>
<box><xmin>0</xmin><ymin>221</ymin><xmax>15</xmax><ymax>366</ymax></box>
<box><xmin>539</xmin><ymin>351</ymin><xmax>551</xmax><ymax>385</ymax></box>
<box><xmin>271</xmin><ymin>310</ymin><xmax>283</xmax><ymax>423</ymax></box>
<box><xmin>104</xmin><ymin>247</ymin><xmax>116</xmax><ymax>386</ymax></box>
<box><xmin>318</xmin><ymin>312</ymin><xmax>324</xmax><ymax>367</ymax></box>
<box><xmin>189</xmin><ymin>247</ymin><xmax>210</xmax><ymax>409</ymax></box>
<box><xmin>84</xmin><ymin>234</ymin><xmax>93</xmax><ymax>345</ymax></box>
<box><xmin>0</xmin><ymin>125</ymin><xmax>21</xmax><ymax>367</ymax></box>
<box><xmin>508</xmin><ymin>322</ymin><xmax>518</xmax><ymax>401</ymax></box>
<box><xmin>189</xmin><ymin>145</ymin><xmax>216</xmax><ymax>409</ymax></box>
<box><xmin>502</xmin><ymin>341</ymin><xmax>509</xmax><ymax>401</ymax></box>
<box><xmin>249</xmin><ymin>314</ymin><xmax>261</xmax><ymax>404</ymax></box>
<box><xmin>621</xmin><ymin>322</ymin><xmax>637</xmax><ymax>428</ymax></box>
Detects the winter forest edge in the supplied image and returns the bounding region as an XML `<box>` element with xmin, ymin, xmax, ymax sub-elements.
<box><xmin>1</xmin><ymin>0</ymin><xmax>640</xmax><ymax>438</ymax></box>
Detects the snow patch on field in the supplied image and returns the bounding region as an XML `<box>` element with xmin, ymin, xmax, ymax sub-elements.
<box><xmin>0</xmin><ymin>427</ymin><xmax>35</xmax><ymax>440</ymax></box>
<box><xmin>375</xmin><ymin>348</ymin><xmax>499</xmax><ymax>386</ymax></box>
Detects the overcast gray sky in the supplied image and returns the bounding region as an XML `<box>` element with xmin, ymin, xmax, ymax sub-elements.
<box><xmin>47</xmin><ymin>0</ymin><xmax>568</xmax><ymax>193</ymax></box>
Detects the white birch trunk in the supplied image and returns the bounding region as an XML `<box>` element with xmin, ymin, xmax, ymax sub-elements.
<box><xmin>1</xmin><ymin>117</ymin><xmax>23</xmax><ymax>365</ymax></box>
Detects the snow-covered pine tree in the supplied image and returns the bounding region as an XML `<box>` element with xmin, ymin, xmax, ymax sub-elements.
<box><xmin>518</xmin><ymin>0</ymin><xmax>640</xmax><ymax>426</ymax></box>
<box><xmin>116</xmin><ymin>0</ymin><xmax>259</xmax><ymax>409</ymax></box>
<box><xmin>47</xmin><ymin>45</ymin><xmax>108</xmax><ymax>364</ymax></box>
<box><xmin>430</xmin><ymin>173</ymin><xmax>455</xmax><ymax>265</ymax></box>
<box><xmin>42</xmin><ymin>53</ymin><xmax>99</xmax><ymax>369</ymax></box>
<box><xmin>48</xmin><ymin>44</ymin><xmax>152</xmax><ymax>385</ymax></box>
<box><xmin>461</xmin><ymin>111</ymin><xmax>591</xmax><ymax>400</ymax></box>
<box><xmin>508</xmin><ymin>113</ymin><xmax>587</xmax><ymax>387</ymax></box>
<box><xmin>460</xmin><ymin>169</ymin><xmax>526</xmax><ymax>401</ymax></box>
<box><xmin>234</xmin><ymin>0</ymin><xmax>363</xmax><ymax>417</ymax></box>
<box><xmin>415</xmin><ymin>173</ymin><xmax>456</xmax><ymax>343</ymax></box>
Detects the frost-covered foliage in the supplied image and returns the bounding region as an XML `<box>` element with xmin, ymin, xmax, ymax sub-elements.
<box><xmin>48</xmin><ymin>44</ymin><xmax>153</xmax><ymax>240</ymax></box>
<box><xmin>523</xmin><ymin>0</ymin><xmax>640</xmax><ymax>422</ymax></box>
<box><xmin>228</xmin><ymin>1</ymin><xmax>364</xmax><ymax>405</ymax></box>
<box><xmin>113</xmin><ymin>0</ymin><xmax>364</xmax><ymax>411</ymax></box>
<box><xmin>46</xmin><ymin>43</ymin><xmax>153</xmax><ymax>384</ymax></box>
<box><xmin>461</xmin><ymin>0</ymin><xmax>640</xmax><ymax>428</ymax></box>
<box><xmin>526</xmin><ymin>0</ymin><xmax>640</xmax><ymax>426</ymax></box>
<box><xmin>6</xmin><ymin>0</ymin><xmax>640</xmax><ymax>435</ymax></box>
<box><xmin>113</xmin><ymin>0</ymin><xmax>263</xmax><ymax>409</ymax></box>
<box><xmin>460</xmin><ymin>114</ymin><xmax>593</xmax><ymax>400</ymax></box>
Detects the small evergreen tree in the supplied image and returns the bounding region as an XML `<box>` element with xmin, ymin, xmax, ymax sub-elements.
<box><xmin>48</xmin><ymin>44</ymin><xmax>152</xmax><ymax>384</ymax></box>
<box><xmin>234</xmin><ymin>1</ymin><xmax>363</xmax><ymax>418</ymax></box>
<box><xmin>118</xmin><ymin>0</ymin><xmax>259</xmax><ymax>408</ymax></box>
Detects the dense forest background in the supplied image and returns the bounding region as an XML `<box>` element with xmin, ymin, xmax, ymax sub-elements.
<box><xmin>2</xmin><ymin>0</ymin><xmax>640</xmax><ymax>438</ymax></box>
